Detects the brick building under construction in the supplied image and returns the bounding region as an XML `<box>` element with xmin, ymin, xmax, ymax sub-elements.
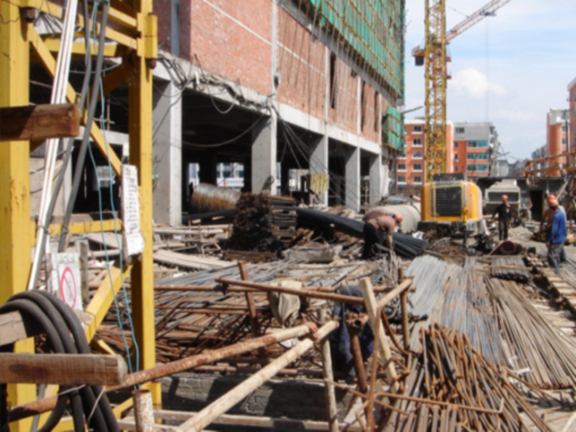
<box><xmin>145</xmin><ymin>0</ymin><xmax>406</xmax><ymax>224</ymax></box>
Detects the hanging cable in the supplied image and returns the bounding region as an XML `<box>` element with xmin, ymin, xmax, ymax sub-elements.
<box><xmin>57</xmin><ymin>0</ymin><xmax>110</xmax><ymax>252</ymax></box>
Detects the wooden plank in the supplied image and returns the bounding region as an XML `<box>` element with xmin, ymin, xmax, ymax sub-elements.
<box><xmin>0</xmin><ymin>312</ymin><xmax>33</xmax><ymax>346</ymax></box>
<box><xmin>0</xmin><ymin>104</ymin><xmax>79</xmax><ymax>142</ymax></box>
<box><xmin>0</xmin><ymin>353</ymin><xmax>127</xmax><ymax>385</ymax></box>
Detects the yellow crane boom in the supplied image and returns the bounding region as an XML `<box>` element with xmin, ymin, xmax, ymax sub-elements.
<box><xmin>414</xmin><ymin>0</ymin><xmax>513</xmax><ymax>181</ymax></box>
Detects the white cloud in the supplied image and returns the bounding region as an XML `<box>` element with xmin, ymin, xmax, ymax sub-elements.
<box><xmin>452</xmin><ymin>68</ymin><xmax>507</xmax><ymax>100</ymax></box>
<box><xmin>497</xmin><ymin>110</ymin><xmax>539</xmax><ymax>123</ymax></box>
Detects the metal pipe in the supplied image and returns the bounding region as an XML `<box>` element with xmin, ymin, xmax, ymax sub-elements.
<box><xmin>216</xmin><ymin>277</ymin><xmax>365</xmax><ymax>305</ymax></box>
<box><xmin>174</xmin><ymin>321</ymin><xmax>339</xmax><ymax>432</ymax></box>
<box><xmin>132</xmin><ymin>389</ymin><xmax>154</xmax><ymax>432</ymax></box>
<box><xmin>9</xmin><ymin>323</ymin><xmax>317</xmax><ymax>422</ymax></box>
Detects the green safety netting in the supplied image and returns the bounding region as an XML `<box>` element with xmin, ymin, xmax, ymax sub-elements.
<box><xmin>308</xmin><ymin>0</ymin><xmax>405</xmax><ymax>98</ymax></box>
<box><xmin>383</xmin><ymin>105</ymin><xmax>404</xmax><ymax>152</ymax></box>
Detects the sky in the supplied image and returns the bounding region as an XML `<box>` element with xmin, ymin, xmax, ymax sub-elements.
<box><xmin>403</xmin><ymin>0</ymin><xmax>576</xmax><ymax>161</ymax></box>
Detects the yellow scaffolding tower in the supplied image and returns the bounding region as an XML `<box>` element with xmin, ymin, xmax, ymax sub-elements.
<box><xmin>0</xmin><ymin>0</ymin><xmax>158</xmax><ymax>429</ymax></box>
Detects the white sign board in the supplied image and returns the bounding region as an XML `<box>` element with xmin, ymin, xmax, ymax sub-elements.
<box><xmin>49</xmin><ymin>253</ymin><xmax>82</xmax><ymax>311</ymax></box>
<box><xmin>122</xmin><ymin>164</ymin><xmax>145</xmax><ymax>256</ymax></box>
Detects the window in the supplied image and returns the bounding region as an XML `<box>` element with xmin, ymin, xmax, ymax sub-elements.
<box><xmin>467</xmin><ymin>164</ymin><xmax>488</xmax><ymax>172</ymax></box>
<box><xmin>467</xmin><ymin>153</ymin><xmax>475</xmax><ymax>160</ymax></box>
<box><xmin>456</xmin><ymin>127</ymin><xmax>465</xmax><ymax>134</ymax></box>
<box><xmin>397</xmin><ymin>163</ymin><xmax>406</xmax><ymax>171</ymax></box>
<box><xmin>413</xmin><ymin>138</ymin><xmax>422</xmax><ymax>146</ymax></box>
<box><xmin>413</xmin><ymin>163</ymin><xmax>422</xmax><ymax>171</ymax></box>
<box><xmin>562</xmin><ymin>125</ymin><xmax>567</xmax><ymax>132</ymax></box>
<box><xmin>329</xmin><ymin>52</ymin><xmax>337</xmax><ymax>109</ymax></box>
<box><xmin>454</xmin><ymin>154</ymin><xmax>458</xmax><ymax>162</ymax></box>
<box><xmin>454</xmin><ymin>141</ymin><xmax>458</xmax><ymax>148</ymax></box>
<box><xmin>413</xmin><ymin>125</ymin><xmax>422</xmax><ymax>132</ymax></box>
<box><xmin>467</xmin><ymin>140</ymin><xmax>488</xmax><ymax>148</ymax></box>
<box><xmin>467</xmin><ymin>153</ymin><xmax>488</xmax><ymax>160</ymax></box>
<box><xmin>562</xmin><ymin>138</ymin><xmax>567</xmax><ymax>145</ymax></box>
<box><xmin>398</xmin><ymin>175</ymin><xmax>406</xmax><ymax>183</ymax></box>
<box><xmin>454</xmin><ymin>166</ymin><xmax>458</xmax><ymax>172</ymax></box>
<box><xmin>414</xmin><ymin>176</ymin><xmax>422</xmax><ymax>183</ymax></box>
<box><xmin>413</xmin><ymin>151</ymin><xmax>423</xmax><ymax>159</ymax></box>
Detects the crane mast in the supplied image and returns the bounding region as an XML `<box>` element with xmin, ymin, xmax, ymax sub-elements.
<box><xmin>424</xmin><ymin>0</ymin><xmax>447</xmax><ymax>182</ymax></box>
<box><xmin>416</xmin><ymin>0</ymin><xmax>513</xmax><ymax>182</ymax></box>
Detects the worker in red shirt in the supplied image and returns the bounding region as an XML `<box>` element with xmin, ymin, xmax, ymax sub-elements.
<box><xmin>361</xmin><ymin>212</ymin><xmax>403</xmax><ymax>259</ymax></box>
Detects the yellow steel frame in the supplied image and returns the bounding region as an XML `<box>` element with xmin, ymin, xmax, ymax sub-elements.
<box><xmin>424</xmin><ymin>0</ymin><xmax>447</xmax><ymax>182</ymax></box>
<box><xmin>0</xmin><ymin>0</ymin><xmax>158</xmax><ymax>429</ymax></box>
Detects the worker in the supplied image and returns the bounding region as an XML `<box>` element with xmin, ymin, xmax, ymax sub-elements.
<box><xmin>547</xmin><ymin>197</ymin><xmax>567</xmax><ymax>275</ymax></box>
<box><xmin>362</xmin><ymin>213</ymin><xmax>403</xmax><ymax>260</ymax></box>
<box><xmin>492</xmin><ymin>194</ymin><xmax>511</xmax><ymax>241</ymax></box>
<box><xmin>541</xmin><ymin>195</ymin><xmax>568</xmax><ymax>265</ymax></box>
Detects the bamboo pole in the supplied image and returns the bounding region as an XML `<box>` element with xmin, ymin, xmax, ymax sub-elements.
<box><xmin>174</xmin><ymin>321</ymin><xmax>339</xmax><ymax>432</ymax></box>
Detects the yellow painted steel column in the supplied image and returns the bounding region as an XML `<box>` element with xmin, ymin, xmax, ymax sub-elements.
<box><xmin>129</xmin><ymin>0</ymin><xmax>159</xmax><ymax>405</ymax></box>
<box><xmin>0</xmin><ymin>4</ymin><xmax>35</xmax><ymax>431</ymax></box>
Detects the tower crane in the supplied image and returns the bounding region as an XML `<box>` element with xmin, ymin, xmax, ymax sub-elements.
<box><xmin>413</xmin><ymin>0</ymin><xmax>513</xmax><ymax>181</ymax></box>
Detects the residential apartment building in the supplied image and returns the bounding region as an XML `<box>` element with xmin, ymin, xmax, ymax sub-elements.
<box><xmin>546</xmin><ymin>109</ymin><xmax>569</xmax><ymax>176</ymax></box>
<box><xmin>397</xmin><ymin>121</ymin><xmax>498</xmax><ymax>191</ymax></box>
<box><xmin>397</xmin><ymin>120</ymin><xmax>426</xmax><ymax>191</ymax></box>
<box><xmin>568</xmin><ymin>78</ymin><xmax>576</xmax><ymax>162</ymax></box>
<box><xmin>454</xmin><ymin>122</ymin><xmax>498</xmax><ymax>178</ymax></box>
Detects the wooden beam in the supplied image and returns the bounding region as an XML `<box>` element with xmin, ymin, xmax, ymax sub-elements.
<box><xmin>0</xmin><ymin>104</ymin><xmax>80</xmax><ymax>142</ymax></box>
<box><xmin>0</xmin><ymin>353</ymin><xmax>127</xmax><ymax>385</ymax></box>
<box><xmin>0</xmin><ymin>312</ymin><xmax>39</xmax><ymax>346</ymax></box>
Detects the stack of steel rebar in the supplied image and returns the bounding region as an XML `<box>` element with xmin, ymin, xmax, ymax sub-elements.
<box><xmin>489</xmin><ymin>256</ymin><xmax>533</xmax><ymax>283</ymax></box>
<box><xmin>381</xmin><ymin>324</ymin><xmax>554</xmax><ymax>432</ymax></box>
<box><xmin>440</xmin><ymin>257</ymin><xmax>507</xmax><ymax>365</ymax></box>
<box><xmin>487</xmin><ymin>277</ymin><xmax>576</xmax><ymax>389</ymax></box>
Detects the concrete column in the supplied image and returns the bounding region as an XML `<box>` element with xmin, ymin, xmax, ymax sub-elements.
<box><xmin>345</xmin><ymin>145</ymin><xmax>360</xmax><ymax>211</ymax></box>
<box><xmin>368</xmin><ymin>153</ymin><xmax>382</xmax><ymax>206</ymax></box>
<box><xmin>251</xmin><ymin>113</ymin><xmax>277</xmax><ymax>195</ymax></box>
<box><xmin>152</xmin><ymin>81</ymin><xmax>182</xmax><ymax>226</ymax></box>
<box><xmin>310</xmin><ymin>135</ymin><xmax>329</xmax><ymax>205</ymax></box>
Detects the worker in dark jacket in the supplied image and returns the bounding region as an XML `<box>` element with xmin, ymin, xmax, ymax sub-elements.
<box><xmin>492</xmin><ymin>194</ymin><xmax>512</xmax><ymax>240</ymax></box>
<box><xmin>547</xmin><ymin>197</ymin><xmax>567</xmax><ymax>275</ymax></box>
<box><xmin>362</xmin><ymin>213</ymin><xmax>403</xmax><ymax>260</ymax></box>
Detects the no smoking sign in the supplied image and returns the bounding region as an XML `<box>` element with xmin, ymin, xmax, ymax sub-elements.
<box><xmin>49</xmin><ymin>253</ymin><xmax>82</xmax><ymax>311</ymax></box>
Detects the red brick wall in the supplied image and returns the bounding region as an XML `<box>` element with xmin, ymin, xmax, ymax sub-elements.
<box><xmin>154</xmin><ymin>0</ymin><xmax>171</xmax><ymax>52</ymax></box>
<box><xmin>181</xmin><ymin>0</ymin><xmax>272</xmax><ymax>95</ymax></box>
<box><xmin>276</xmin><ymin>8</ymin><xmax>326</xmax><ymax>120</ymax></box>
<box><xmin>359</xmin><ymin>82</ymin><xmax>380</xmax><ymax>142</ymax></box>
<box><xmin>329</xmin><ymin>58</ymin><xmax>359</xmax><ymax>135</ymax></box>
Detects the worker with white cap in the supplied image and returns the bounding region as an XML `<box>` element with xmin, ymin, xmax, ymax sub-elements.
<box><xmin>361</xmin><ymin>212</ymin><xmax>403</xmax><ymax>260</ymax></box>
<box><xmin>492</xmin><ymin>194</ymin><xmax>512</xmax><ymax>240</ymax></box>
<box><xmin>546</xmin><ymin>196</ymin><xmax>567</xmax><ymax>275</ymax></box>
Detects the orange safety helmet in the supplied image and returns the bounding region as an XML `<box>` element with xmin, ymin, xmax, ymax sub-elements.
<box><xmin>548</xmin><ymin>198</ymin><xmax>559</xmax><ymax>208</ymax></box>
<box><xmin>547</xmin><ymin>194</ymin><xmax>557</xmax><ymax>202</ymax></box>
<box><xmin>394</xmin><ymin>213</ymin><xmax>404</xmax><ymax>223</ymax></box>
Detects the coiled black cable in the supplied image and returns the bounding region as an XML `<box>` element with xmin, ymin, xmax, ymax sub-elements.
<box><xmin>0</xmin><ymin>293</ymin><xmax>119</xmax><ymax>432</ymax></box>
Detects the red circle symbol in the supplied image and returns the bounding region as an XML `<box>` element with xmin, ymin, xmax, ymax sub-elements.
<box><xmin>59</xmin><ymin>266</ymin><xmax>77</xmax><ymax>309</ymax></box>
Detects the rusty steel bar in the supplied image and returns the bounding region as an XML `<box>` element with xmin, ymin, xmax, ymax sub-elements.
<box><xmin>375</xmin><ymin>278</ymin><xmax>413</xmax><ymax>310</ymax></box>
<box><xmin>216</xmin><ymin>277</ymin><xmax>365</xmax><ymax>305</ymax></box>
<box><xmin>133</xmin><ymin>389</ymin><xmax>154</xmax><ymax>432</ymax></box>
<box><xmin>174</xmin><ymin>321</ymin><xmax>339</xmax><ymax>432</ymax></box>
<box><xmin>345</xmin><ymin>313</ymin><xmax>371</xmax><ymax>425</ymax></box>
<box><xmin>150</xmin><ymin>284</ymin><xmax>392</xmax><ymax>293</ymax></box>
<box><xmin>9</xmin><ymin>323</ymin><xmax>317</xmax><ymax>422</ymax></box>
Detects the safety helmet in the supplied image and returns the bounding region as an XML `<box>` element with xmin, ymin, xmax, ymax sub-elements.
<box><xmin>394</xmin><ymin>213</ymin><xmax>404</xmax><ymax>223</ymax></box>
<box><xmin>549</xmin><ymin>198</ymin><xmax>559</xmax><ymax>208</ymax></box>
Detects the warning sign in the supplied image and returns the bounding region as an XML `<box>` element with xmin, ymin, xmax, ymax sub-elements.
<box><xmin>49</xmin><ymin>253</ymin><xmax>82</xmax><ymax>311</ymax></box>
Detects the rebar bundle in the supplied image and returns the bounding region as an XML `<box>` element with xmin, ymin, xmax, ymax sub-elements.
<box><xmin>490</xmin><ymin>256</ymin><xmax>533</xmax><ymax>283</ymax></box>
<box><xmin>487</xmin><ymin>277</ymin><xmax>576</xmax><ymax>389</ymax></box>
<box><xmin>440</xmin><ymin>257</ymin><xmax>507</xmax><ymax>365</ymax></box>
<box><xmin>382</xmin><ymin>324</ymin><xmax>553</xmax><ymax>432</ymax></box>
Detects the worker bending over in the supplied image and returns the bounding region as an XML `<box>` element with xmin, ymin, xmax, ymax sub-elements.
<box><xmin>547</xmin><ymin>197</ymin><xmax>567</xmax><ymax>275</ymax></box>
<box><xmin>492</xmin><ymin>194</ymin><xmax>511</xmax><ymax>241</ymax></box>
<box><xmin>362</xmin><ymin>212</ymin><xmax>403</xmax><ymax>260</ymax></box>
